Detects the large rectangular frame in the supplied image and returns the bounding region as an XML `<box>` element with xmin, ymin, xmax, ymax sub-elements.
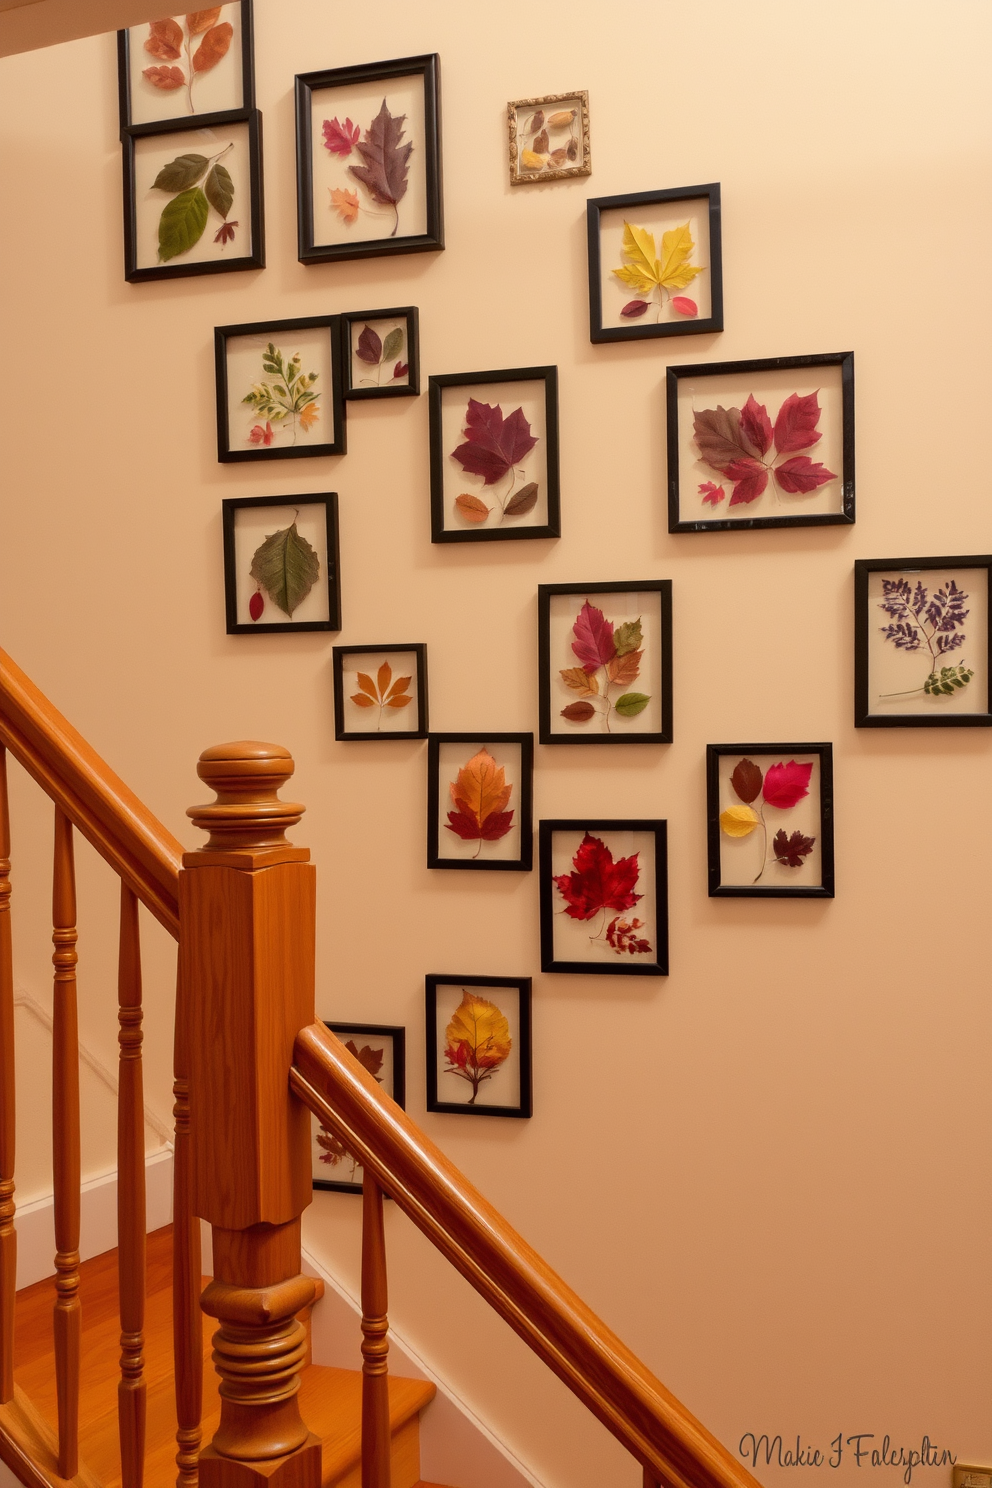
<box><xmin>117</xmin><ymin>3</ymin><xmax>255</xmax><ymax>132</ymax></box>
<box><xmin>222</xmin><ymin>492</ymin><xmax>341</xmax><ymax>635</ymax></box>
<box><xmin>312</xmin><ymin>1020</ymin><xmax>406</xmax><ymax>1193</ymax></box>
<box><xmin>214</xmin><ymin>314</ymin><xmax>346</xmax><ymax>462</ymax></box>
<box><xmin>427</xmin><ymin>733</ymin><xmax>534</xmax><ymax>871</ymax></box>
<box><xmin>705</xmin><ymin>742</ymin><xmax>835</xmax><ymax>898</ymax></box>
<box><xmin>425</xmin><ymin>975</ymin><xmax>532</xmax><ymax>1118</ymax></box>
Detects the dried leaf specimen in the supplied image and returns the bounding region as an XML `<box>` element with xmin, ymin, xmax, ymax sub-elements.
<box><xmin>141</xmin><ymin>9</ymin><xmax>233</xmax><ymax>115</ymax></box>
<box><xmin>876</xmin><ymin>578</ymin><xmax>974</xmax><ymax>700</ymax></box>
<box><xmin>450</xmin><ymin>398</ymin><xmax>539</xmax><ymax>525</ymax></box>
<box><xmin>693</xmin><ymin>392</ymin><xmax>836</xmax><ymax>510</ymax></box>
<box><xmin>445</xmin><ymin>748</ymin><xmax>514</xmax><ymax>857</ymax></box>
<box><xmin>719</xmin><ymin>757</ymin><xmax>815</xmax><ymax>884</ymax></box>
<box><xmin>317</xmin><ymin>1039</ymin><xmax>383</xmax><ymax>1181</ymax></box>
<box><xmin>325</xmin><ymin>98</ymin><xmax>412</xmax><ymax>237</ymax></box>
<box><xmin>151</xmin><ymin>143</ymin><xmax>235</xmax><ymax>261</ymax></box>
<box><xmin>350</xmin><ymin>661</ymin><xmax>413</xmax><ymax>730</ymax></box>
<box><xmin>559</xmin><ymin>601</ymin><xmax>649</xmax><ymax>731</ymax></box>
<box><xmin>248</xmin><ymin>517</ymin><xmax>320</xmax><ymax>622</ymax></box>
<box><xmin>553</xmin><ymin>832</ymin><xmax>652</xmax><ymax>957</ymax></box>
<box><xmin>241</xmin><ymin>343</ymin><xmax>320</xmax><ymax>446</ymax></box>
<box><xmin>354</xmin><ymin>323</ymin><xmax>407</xmax><ymax>386</ymax></box>
<box><xmin>518</xmin><ymin>102</ymin><xmax>580</xmax><ymax>174</ymax></box>
<box><xmin>444</xmin><ymin>990</ymin><xmax>511</xmax><ymax>1104</ymax></box>
<box><xmin>613</xmin><ymin>221</ymin><xmax>704</xmax><ymax>322</ymax></box>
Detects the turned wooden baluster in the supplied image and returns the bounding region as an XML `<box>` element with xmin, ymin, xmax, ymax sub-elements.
<box><xmin>52</xmin><ymin>806</ymin><xmax>81</xmax><ymax>1478</ymax></box>
<box><xmin>173</xmin><ymin>958</ymin><xmax>203</xmax><ymax>1488</ymax></box>
<box><xmin>118</xmin><ymin>883</ymin><xmax>147</xmax><ymax>1488</ymax></box>
<box><xmin>0</xmin><ymin>747</ymin><xmax>15</xmax><ymax>1405</ymax></box>
<box><xmin>361</xmin><ymin>1176</ymin><xmax>391</xmax><ymax>1488</ymax></box>
<box><xmin>182</xmin><ymin>743</ymin><xmax>319</xmax><ymax>1488</ymax></box>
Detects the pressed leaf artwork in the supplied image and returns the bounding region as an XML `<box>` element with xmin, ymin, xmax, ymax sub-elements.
<box><xmin>325</xmin><ymin>97</ymin><xmax>412</xmax><ymax>237</ymax></box>
<box><xmin>350</xmin><ymin>661</ymin><xmax>413</xmax><ymax>730</ymax></box>
<box><xmin>316</xmin><ymin>1039</ymin><xmax>383</xmax><ymax>1183</ymax></box>
<box><xmin>517</xmin><ymin>103</ymin><xmax>581</xmax><ymax>174</ymax></box>
<box><xmin>559</xmin><ymin>601</ymin><xmax>649</xmax><ymax>731</ymax></box>
<box><xmin>450</xmin><ymin>398</ymin><xmax>540</xmax><ymax>526</ymax></box>
<box><xmin>613</xmin><ymin>221</ymin><xmax>704</xmax><ymax>322</ymax></box>
<box><xmin>241</xmin><ymin>344</ymin><xmax>320</xmax><ymax>447</ymax></box>
<box><xmin>247</xmin><ymin>515</ymin><xmax>320</xmax><ymax>623</ymax></box>
<box><xmin>693</xmin><ymin>392</ymin><xmax>836</xmax><ymax>511</ymax></box>
<box><xmin>719</xmin><ymin>757</ymin><xmax>816</xmax><ymax>885</ymax></box>
<box><xmin>553</xmin><ymin>832</ymin><xmax>652</xmax><ymax>957</ymax></box>
<box><xmin>151</xmin><ymin>142</ymin><xmax>236</xmax><ymax>261</ymax></box>
<box><xmin>445</xmin><ymin>749</ymin><xmax>514</xmax><ymax>858</ymax></box>
<box><xmin>876</xmin><ymin>578</ymin><xmax>974</xmax><ymax>701</ymax></box>
<box><xmin>354</xmin><ymin>323</ymin><xmax>408</xmax><ymax>387</ymax></box>
<box><xmin>140</xmin><ymin>10</ymin><xmax>234</xmax><ymax>114</ymax></box>
<box><xmin>443</xmin><ymin>990</ymin><xmax>511</xmax><ymax>1104</ymax></box>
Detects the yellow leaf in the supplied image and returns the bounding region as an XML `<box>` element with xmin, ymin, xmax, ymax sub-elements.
<box><xmin>449</xmin><ymin>748</ymin><xmax>512</xmax><ymax>828</ymax></box>
<box><xmin>620</xmin><ymin>220</ymin><xmax>661</xmax><ymax>283</ymax></box>
<box><xmin>298</xmin><ymin>402</ymin><xmax>319</xmax><ymax>431</ymax></box>
<box><xmin>330</xmin><ymin>186</ymin><xmax>360</xmax><ymax>224</ymax></box>
<box><xmin>612</xmin><ymin>262</ymin><xmax>657</xmax><ymax>295</ymax></box>
<box><xmin>559</xmin><ymin>667</ymin><xmax>599</xmax><ymax>697</ymax></box>
<box><xmin>657</xmin><ymin>222</ymin><xmax>705</xmax><ymax>292</ymax></box>
<box><xmin>720</xmin><ymin>805</ymin><xmax>759</xmax><ymax>838</ymax></box>
<box><xmin>520</xmin><ymin>149</ymin><xmax>546</xmax><ymax>171</ymax></box>
<box><xmin>445</xmin><ymin>991</ymin><xmax>511</xmax><ymax>1070</ymax></box>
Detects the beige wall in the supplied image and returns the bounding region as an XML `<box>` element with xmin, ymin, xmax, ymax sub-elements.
<box><xmin>2</xmin><ymin>3</ymin><xmax>991</xmax><ymax>1486</ymax></box>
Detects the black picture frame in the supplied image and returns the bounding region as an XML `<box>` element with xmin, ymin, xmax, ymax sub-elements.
<box><xmin>586</xmin><ymin>183</ymin><xmax>723</xmax><ymax>343</ymax></box>
<box><xmin>214</xmin><ymin>315</ymin><xmax>346</xmax><ymax>462</ymax></box>
<box><xmin>295</xmin><ymin>54</ymin><xmax>443</xmax><ymax>265</ymax></box>
<box><xmin>117</xmin><ymin>3</ymin><xmax>255</xmax><ymax>133</ymax></box>
<box><xmin>222</xmin><ymin>493</ymin><xmax>341</xmax><ymax>635</ymax></box>
<box><xmin>538</xmin><ymin>580</ymin><xmax>673</xmax><ymax>745</ymax></box>
<box><xmin>428</xmin><ymin>366</ymin><xmax>561</xmax><ymax>544</ymax></box>
<box><xmin>425</xmin><ymin>976</ymin><xmax>532</xmax><ymax>1118</ymax></box>
<box><xmin>706</xmin><ymin>743</ymin><xmax>835</xmax><ymax>898</ymax></box>
<box><xmin>539</xmin><ymin>820</ymin><xmax>668</xmax><ymax>976</ymax></box>
<box><xmin>341</xmin><ymin>307</ymin><xmax>420</xmax><ymax>400</ymax></box>
<box><xmin>427</xmin><ymin>733</ymin><xmax>534</xmax><ymax>872</ymax></box>
<box><xmin>122</xmin><ymin>108</ymin><xmax>265</xmax><ymax>283</ymax></box>
<box><xmin>312</xmin><ymin>1021</ymin><xmax>405</xmax><ymax>1193</ymax></box>
<box><xmin>854</xmin><ymin>556</ymin><xmax>992</xmax><ymax>729</ymax></box>
<box><xmin>332</xmin><ymin>644</ymin><xmax>428</xmax><ymax>741</ymax></box>
<box><xmin>667</xmin><ymin>352</ymin><xmax>856</xmax><ymax>534</ymax></box>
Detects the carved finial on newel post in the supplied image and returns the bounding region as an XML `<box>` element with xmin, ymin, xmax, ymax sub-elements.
<box><xmin>181</xmin><ymin>743</ymin><xmax>320</xmax><ymax>1488</ymax></box>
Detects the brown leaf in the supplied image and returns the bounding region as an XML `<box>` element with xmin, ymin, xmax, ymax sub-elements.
<box><xmin>355</xmin><ymin>672</ymin><xmax>378</xmax><ymax>699</ymax></box>
<box><xmin>385</xmin><ymin>674</ymin><xmax>411</xmax><ymax>701</ymax></box>
<box><xmin>144</xmin><ymin>18</ymin><xmax>183</xmax><ymax>59</ymax></box>
<box><xmin>350</xmin><ymin>693</ymin><xmax>376</xmax><ymax>708</ymax></box>
<box><xmin>561</xmin><ymin>700</ymin><xmax>596</xmax><ymax>722</ymax></box>
<box><xmin>607</xmin><ymin>649</ymin><xmax>642</xmax><ymax>686</ymax></box>
<box><xmin>192</xmin><ymin>21</ymin><xmax>232</xmax><ymax>72</ymax></box>
<box><xmin>143</xmin><ymin>64</ymin><xmax>185</xmax><ymax>89</ymax></box>
<box><xmin>504</xmin><ymin>482</ymin><xmax>538</xmax><ymax>517</ymax></box>
<box><xmin>385</xmin><ymin>694</ymin><xmax>413</xmax><ymax>709</ymax></box>
<box><xmin>549</xmin><ymin>148</ymin><xmax>567</xmax><ymax>166</ymax></box>
<box><xmin>560</xmin><ymin>667</ymin><xmax>599</xmax><ymax>697</ymax></box>
<box><xmin>344</xmin><ymin>1039</ymin><xmax>384</xmax><ymax>1082</ymax></box>
<box><xmin>566</xmin><ymin>137</ymin><xmax>578</xmax><ymax>161</ymax></box>
<box><xmin>532</xmin><ymin>128</ymin><xmax>549</xmax><ymax>153</ymax></box>
<box><xmin>455</xmin><ymin>493</ymin><xmax>490</xmax><ymax>523</ymax></box>
<box><xmin>730</xmin><ymin>758</ymin><xmax>763</xmax><ymax>804</ymax></box>
<box><xmin>525</xmin><ymin>109</ymin><xmax>544</xmax><ymax>134</ymax></box>
<box><xmin>186</xmin><ymin>8</ymin><xmax>223</xmax><ymax>33</ymax></box>
<box><xmin>377</xmin><ymin>661</ymin><xmax>392</xmax><ymax>696</ymax></box>
<box><xmin>546</xmin><ymin>109</ymin><xmax>577</xmax><ymax>128</ymax></box>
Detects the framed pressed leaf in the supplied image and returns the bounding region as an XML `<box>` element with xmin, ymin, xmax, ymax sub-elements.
<box><xmin>429</xmin><ymin>367</ymin><xmax>560</xmax><ymax>542</ymax></box>
<box><xmin>538</xmin><ymin>580</ymin><xmax>672</xmax><ymax>744</ymax></box>
<box><xmin>854</xmin><ymin>557</ymin><xmax>992</xmax><ymax>728</ymax></box>
<box><xmin>341</xmin><ymin>307</ymin><xmax>420</xmax><ymax>400</ymax></box>
<box><xmin>117</xmin><ymin>3</ymin><xmax>254</xmax><ymax>131</ymax></box>
<box><xmin>706</xmin><ymin>744</ymin><xmax>834</xmax><ymax>898</ymax></box>
<box><xmin>427</xmin><ymin>734</ymin><xmax>533</xmax><ymax>872</ymax></box>
<box><xmin>332</xmin><ymin>644</ymin><xmax>428</xmax><ymax>741</ymax></box>
<box><xmin>507</xmin><ymin>90</ymin><xmax>591</xmax><ymax>185</ymax></box>
<box><xmin>122</xmin><ymin>109</ymin><xmax>264</xmax><ymax>282</ymax></box>
<box><xmin>539</xmin><ymin>821</ymin><xmax>668</xmax><ymax>976</ymax></box>
<box><xmin>295</xmin><ymin>54</ymin><xmax>443</xmax><ymax>265</ymax></box>
<box><xmin>311</xmin><ymin>1022</ymin><xmax>405</xmax><ymax>1193</ymax></box>
<box><xmin>222</xmin><ymin>494</ymin><xmax>340</xmax><ymax>635</ymax></box>
<box><xmin>425</xmin><ymin>976</ymin><xmax>532</xmax><ymax>1118</ymax></box>
<box><xmin>215</xmin><ymin>315</ymin><xmax>346</xmax><ymax>462</ymax></box>
<box><xmin>667</xmin><ymin>353</ymin><xmax>855</xmax><ymax>532</ymax></box>
<box><xmin>586</xmin><ymin>184</ymin><xmax>723</xmax><ymax>343</ymax></box>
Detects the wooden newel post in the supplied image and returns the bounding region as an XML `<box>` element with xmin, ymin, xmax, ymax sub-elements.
<box><xmin>181</xmin><ymin>742</ymin><xmax>320</xmax><ymax>1488</ymax></box>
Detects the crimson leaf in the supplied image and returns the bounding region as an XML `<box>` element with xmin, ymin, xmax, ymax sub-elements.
<box><xmin>349</xmin><ymin>99</ymin><xmax>412</xmax><ymax>233</ymax></box>
<box><xmin>571</xmin><ymin>600</ymin><xmax>616</xmax><ymax>672</ymax></box>
<box><xmin>553</xmin><ymin>832</ymin><xmax>642</xmax><ymax>921</ymax></box>
<box><xmin>726</xmin><ymin>459</ymin><xmax>769</xmax><ymax>506</ymax></box>
<box><xmin>450</xmin><ymin>400</ymin><xmax>538</xmax><ymax>486</ymax></box>
<box><xmin>774</xmin><ymin>456</ymin><xmax>836</xmax><ymax>493</ymax></box>
<box><xmin>739</xmin><ymin>394</ymin><xmax>772</xmax><ymax>457</ymax></box>
<box><xmin>356</xmin><ymin>324</ymin><xmax>382</xmax><ymax>365</ymax></box>
<box><xmin>773</xmin><ymin>829</ymin><xmax>815</xmax><ymax>868</ymax></box>
<box><xmin>773</xmin><ymin>391</ymin><xmax>823</xmax><ymax>454</ymax></box>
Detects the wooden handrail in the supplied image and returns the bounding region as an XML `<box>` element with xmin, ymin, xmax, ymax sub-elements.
<box><xmin>292</xmin><ymin>1023</ymin><xmax>762</xmax><ymax>1488</ymax></box>
<box><xmin>0</xmin><ymin>649</ymin><xmax>181</xmax><ymax>938</ymax></box>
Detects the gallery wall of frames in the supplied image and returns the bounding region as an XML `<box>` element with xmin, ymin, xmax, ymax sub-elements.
<box><xmin>2</xmin><ymin>6</ymin><xmax>989</xmax><ymax>1484</ymax></box>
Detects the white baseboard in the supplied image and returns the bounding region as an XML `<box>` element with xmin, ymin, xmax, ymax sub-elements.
<box><xmin>14</xmin><ymin>1147</ymin><xmax>174</xmax><ymax>1289</ymax></box>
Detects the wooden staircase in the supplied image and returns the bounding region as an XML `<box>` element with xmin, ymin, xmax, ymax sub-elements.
<box><xmin>12</xmin><ymin>1228</ymin><xmax>449</xmax><ymax>1488</ymax></box>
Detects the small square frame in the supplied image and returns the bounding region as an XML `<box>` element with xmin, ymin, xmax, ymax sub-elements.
<box><xmin>427</xmin><ymin>733</ymin><xmax>534</xmax><ymax>872</ymax></box>
<box><xmin>538</xmin><ymin>579</ymin><xmax>673</xmax><ymax>745</ymax></box>
<box><xmin>117</xmin><ymin>3</ymin><xmax>255</xmax><ymax>132</ymax></box>
<box><xmin>222</xmin><ymin>493</ymin><xmax>341</xmax><ymax>635</ymax></box>
<box><xmin>295</xmin><ymin>54</ymin><xmax>443</xmax><ymax>265</ymax></box>
<box><xmin>586</xmin><ymin>184</ymin><xmax>723</xmax><ymax>343</ymax></box>
<box><xmin>122</xmin><ymin>109</ymin><xmax>265</xmax><ymax>283</ymax></box>
<box><xmin>429</xmin><ymin>366</ymin><xmax>560</xmax><ymax>543</ymax></box>
<box><xmin>539</xmin><ymin>820</ymin><xmax>668</xmax><ymax>975</ymax></box>
<box><xmin>214</xmin><ymin>315</ymin><xmax>346</xmax><ymax>462</ymax></box>
<box><xmin>332</xmin><ymin>644</ymin><xmax>428</xmax><ymax>741</ymax></box>
<box><xmin>507</xmin><ymin>90</ymin><xmax>591</xmax><ymax>185</ymax></box>
<box><xmin>425</xmin><ymin>975</ymin><xmax>532</xmax><ymax>1118</ymax></box>
<box><xmin>312</xmin><ymin>1021</ymin><xmax>405</xmax><ymax>1193</ymax></box>
<box><xmin>855</xmin><ymin>556</ymin><xmax>992</xmax><ymax>728</ymax></box>
<box><xmin>667</xmin><ymin>352</ymin><xmax>855</xmax><ymax>533</ymax></box>
<box><xmin>341</xmin><ymin>307</ymin><xmax>420</xmax><ymax>400</ymax></box>
<box><xmin>706</xmin><ymin>743</ymin><xmax>835</xmax><ymax>899</ymax></box>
